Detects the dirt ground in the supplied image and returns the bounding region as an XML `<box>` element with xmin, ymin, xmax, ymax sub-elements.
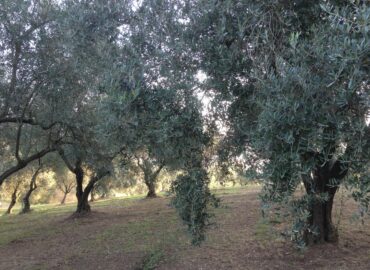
<box><xmin>0</xmin><ymin>187</ymin><xmax>369</xmax><ymax>270</ymax></box>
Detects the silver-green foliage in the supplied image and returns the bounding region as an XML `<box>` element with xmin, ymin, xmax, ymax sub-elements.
<box><xmin>182</xmin><ymin>0</ymin><xmax>369</xmax><ymax>245</ymax></box>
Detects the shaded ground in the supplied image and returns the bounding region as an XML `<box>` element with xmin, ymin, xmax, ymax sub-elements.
<box><xmin>0</xmin><ymin>187</ymin><xmax>369</xmax><ymax>269</ymax></box>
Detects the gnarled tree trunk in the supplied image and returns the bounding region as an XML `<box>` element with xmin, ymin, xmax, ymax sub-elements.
<box><xmin>74</xmin><ymin>164</ymin><xmax>91</xmax><ymax>214</ymax></box>
<box><xmin>136</xmin><ymin>157</ymin><xmax>164</xmax><ymax>198</ymax></box>
<box><xmin>57</xmin><ymin>147</ymin><xmax>110</xmax><ymax>216</ymax></box>
<box><xmin>303</xmin><ymin>158</ymin><xmax>347</xmax><ymax>244</ymax></box>
<box><xmin>304</xmin><ymin>176</ymin><xmax>339</xmax><ymax>244</ymax></box>
<box><xmin>21</xmin><ymin>165</ymin><xmax>42</xmax><ymax>214</ymax></box>
<box><xmin>75</xmin><ymin>168</ymin><xmax>109</xmax><ymax>215</ymax></box>
<box><xmin>145</xmin><ymin>177</ymin><xmax>157</xmax><ymax>198</ymax></box>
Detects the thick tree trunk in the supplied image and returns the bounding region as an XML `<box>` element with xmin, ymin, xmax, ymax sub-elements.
<box><xmin>303</xmin><ymin>158</ymin><xmax>347</xmax><ymax>245</ymax></box>
<box><xmin>74</xmin><ymin>165</ymin><xmax>91</xmax><ymax>214</ymax></box>
<box><xmin>135</xmin><ymin>157</ymin><xmax>164</xmax><ymax>199</ymax></box>
<box><xmin>143</xmin><ymin>164</ymin><xmax>164</xmax><ymax>199</ymax></box>
<box><xmin>74</xmin><ymin>168</ymin><xmax>109</xmax><ymax>214</ymax></box>
<box><xmin>304</xmin><ymin>179</ymin><xmax>339</xmax><ymax>244</ymax></box>
<box><xmin>76</xmin><ymin>193</ymin><xmax>91</xmax><ymax>214</ymax></box>
<box><xmin>58</xmin><ymin>152</ymin><xmax>109</xmax><ymax>216</ymax></box>
<box><xmin>145</xmin><ymin>178</ymin><xmax>157</xmax><ymax>198</ymax></box>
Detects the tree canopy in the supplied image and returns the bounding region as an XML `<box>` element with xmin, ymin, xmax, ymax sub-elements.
<box><xmin>0</xmin><ymin>0</ymin><xmax>369</xmax><ymax>247</ymax></box>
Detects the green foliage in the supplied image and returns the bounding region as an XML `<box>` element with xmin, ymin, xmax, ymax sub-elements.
<box><xmin>253</xmin><ymin>2</ymin><xmax>369</xmax><ymax>241</ymax></box>
<box><xmin>141</xmin><ymin>249</ymin><xmax>164</xmax><ymax>270</ymax></box>
<box><xmin>0</xmin><ymin>0</ymin><xmax>219</xmax><ymax>243</ymax></box>
<box><xmin>171</xmin><ymin>167</ymin><xmax>220</xmax><ymax>245</ymax></box>
<box><xmin>2</xmin><ymin>0</ymin><xmax>367</xmax><ymax>248</ymax></box>
<box><xmin>183</xmin><ymin>0</ymin><xmax>370</xmax><ymax>245</ymax></box>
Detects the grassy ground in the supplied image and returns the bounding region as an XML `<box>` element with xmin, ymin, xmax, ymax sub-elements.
<box><xmin>0</xmin><ymin>186</ymin><xmax>369</xmax><ymax>270</ymax></box>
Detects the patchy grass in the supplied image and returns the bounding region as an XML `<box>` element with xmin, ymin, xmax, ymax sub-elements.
<box><xmin>0</xmin><ymin>186</ymin><xmax>369</xmax><ymax>270</ymax></box>
<box><xmin>140</xmin><ymin>249</ymin><xmax>165</xmax><ymax>270</ymax></box>
<box><xmin>254</xmin><ymin>219</ymin><xmax>273</xmax><ymax>241</ymax></box>
<box><xmin>0</xmin><ymin>195</ymin><xmax>144</xmax><ymax>247</ymax></box>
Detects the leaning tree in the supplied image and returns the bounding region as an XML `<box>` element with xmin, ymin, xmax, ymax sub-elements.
<box><xmin>2</xmin><ymin>175</ymin><xmax>24</xmax><ymax>214</ymax></box>
<box><xmin>20</xmin><ymin>160</ymin><xmax>43</xmax><ymax>214</ymax></box>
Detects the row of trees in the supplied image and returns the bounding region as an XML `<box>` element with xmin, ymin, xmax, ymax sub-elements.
<box><xmin>0</xmin><ymin>0</ymin><xmax>217</xmax><ymax>243</ymax></box>
<box><xmin>0</xmin><ymin>158</ymin><xmax>187</xmax><ymax>214</ymax></box>
<box><xmin>1</xmin><ymin>0</ymin><xmax>369</xmax><ymax>247</ymax></box>
<box><xmin>0</xmin><ymin>161</ymin><xmax>54</xmax><ymax>214</ymax></box>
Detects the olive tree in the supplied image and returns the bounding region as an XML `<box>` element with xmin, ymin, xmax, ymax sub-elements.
<box><xmin>253</xmin><ymin>3</ymin><xmax>369</xmax><ymax>245</ymax></box>
<box><xmin>0</xmin><ymin>0</ymin><xmax>83</xmax><ymax>186</ymax></box>
<box><xmin>182</xmin><ymin>0</ymin><xmax>369</xmax><ymax>246</ymax></box>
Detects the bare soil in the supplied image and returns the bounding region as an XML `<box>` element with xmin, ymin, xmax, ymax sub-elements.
<box><xmin>0</xmin><ymin>188</ymin><xmax>369</xmax><ymax>270</ymax></box>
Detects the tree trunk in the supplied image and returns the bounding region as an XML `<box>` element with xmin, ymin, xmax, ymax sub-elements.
<box><xmin>73</xmin><ymin>167</ymin><xmax>109</xmax><ymax>215</ymax></box>
<box><xmin>20</xmin><ymin>166</ymin><xmax>41</xmax><ymax>214</ymax></box>
<box><xmin>143</xmin><ymin>164</ymin><xmax>164</xmax><ymax>198</ymax></box>
<box><xmin>146</xmin><ymin>178</ymin><xmax>157</xmax><ymax>198</ymax></box>
<box><xmin>21</xmin><ymin>190</ymin><xmax>32</xmax><ymax>214</ymax></box>
<box><xmin>61</xmin><ymin>192</ymin><xmax>68</xmax><ymax>205</ymax></box>
<box><xmin>303</xmin><ymin>158</ymin><xmax>347</xmax><ymax>245</ymax></box>
<box><xmin>304</xmin><ymin>179</ymin><xmax>339</xmax><ymax>244</ymax></box>
<box><xmin>5</xmin><ymin>189</ymin><xmax>18</xmax><ymax>214</ymax></box>
<box><xmin>76</xmin><ymin>192</ymin><xmax>91</xmax><ymax>214</ymax></box>
<box><xmin>74</xmin><ymin>165</ymin><xmax>91</xmax><ymax>214</ymax></box>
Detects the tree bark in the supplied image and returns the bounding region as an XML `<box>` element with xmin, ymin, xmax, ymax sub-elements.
<box><xmin>75</xmin><ymin>168</ymin><xmax>109</xmax><ymax>215</ymax></box>
<box><xmin>74</xmin><ymin>163</ymin><xmax>91</xmax><ymax>214</ymax></box>
<box><xmin>5</xmin><ymin>188</ymin><xmax>18</xmax><ymax>214</ymax></box>
<box><xmin>21</xmin><ymin>190</ymin><xmax>32</xmax><ymax>214</ymax></box>
<box><xmin>76</xmin><ymin>191</ymin><xmax>91</xmax><ymax>214</ymax></box>
<box><xmin>303</xmin><ymin>158</ymin><xmax>347</xmax><ymax>244</ymax></box>
<box><xmin>58</xmin><ymin>147</ymin><xmax>110</xmax><ymax>216</ymax></box>
<box><xmin>135</xmin><ymin>156</ymin><xmax>164</xmax><ymax>199</ymax></box>
<box><xmin>20</xmin><ymin>166</ymin><xmax>41</xmax><ymax>214</ymax></box>
<box><xmin>304</xmin><ymin>177</ymin><xmax>339</xmax><ymax>244</ymax></box>
<box><xmin>145</xmin><ymin>177</ymin><xmax>157</xmax><ymax>198</ymax></box>
<box><xmin>144</xmin><ymin>163</ymin><xmax>164</xmax><ymax>198</ymax></box>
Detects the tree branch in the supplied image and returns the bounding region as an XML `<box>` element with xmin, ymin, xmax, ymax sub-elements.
<box><xmin>56</xmin><ymin>146</ymin><xmax>76</xmax><ymax>173</ymax></box>
<box><xmin>0</xmin><ymin>117</ymin><xmax>62</xmax><ymax>130</ymax></box>
<box><xmin>0</xmin><ymin>146</ymin><xmax>55</xmax><ymax>186</ymax></box>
